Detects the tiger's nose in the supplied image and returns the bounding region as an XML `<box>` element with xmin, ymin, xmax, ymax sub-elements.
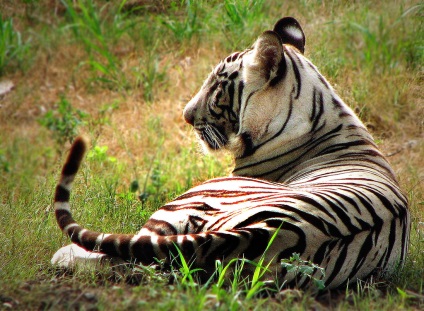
<box><xmin>183</xmin><ymin>100</ymin><xmax>197</xmax><ymax>126</ymax></box>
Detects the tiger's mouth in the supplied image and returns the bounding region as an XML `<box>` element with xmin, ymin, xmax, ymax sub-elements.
<box><xmin>195</xmin><ymin>124</ymin><xmax>228</xmax><ymax>150</ymax></box>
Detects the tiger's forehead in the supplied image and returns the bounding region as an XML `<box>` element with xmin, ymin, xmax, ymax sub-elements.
<box><xmin>211</xmin><ymin>49</ymin><xmax>252</xmax><ymax>79</ymax></box>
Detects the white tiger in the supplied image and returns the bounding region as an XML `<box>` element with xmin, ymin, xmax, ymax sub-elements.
<box><xmin>52</xmin><ymin>17</ymin><xmax>410</xmax><ymax>290</ymax></box>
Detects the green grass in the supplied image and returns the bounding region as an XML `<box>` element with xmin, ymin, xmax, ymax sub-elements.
<box><xmin>0</xmin><ymin>13</ymin><xmax>31</xmax><ymax>75</ymax></box>
<box><xmin>0</xmin><ymin>0</ymin><xmax>423</xmax><ymax>309</ymax></box>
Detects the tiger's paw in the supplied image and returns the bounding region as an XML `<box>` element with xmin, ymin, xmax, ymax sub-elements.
<box><xmin>51</xmin><ymin>244</ymin><xmax>109</xmax><ymax>268</ymax></box>
<box><xmin>52</xmin><ymin>243</ymin><xmax>128</xmax><ymax>271</ymax></box>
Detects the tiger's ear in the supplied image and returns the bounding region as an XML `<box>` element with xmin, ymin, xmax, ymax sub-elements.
<box><xmin>273</xmin><ymin>17</ymin><xmax>305</xmax><ymax>54</ymax></box>
<box><xmin>251</xmin><ymin>30</ymin><xmax>283</xmax><ymax>80</ymax></box>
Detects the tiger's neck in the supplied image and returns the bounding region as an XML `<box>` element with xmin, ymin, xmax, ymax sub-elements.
<box><xmin>232</xmin><ymin>118</ymin><xmax>395</xmax><ymax>184</ymax></box>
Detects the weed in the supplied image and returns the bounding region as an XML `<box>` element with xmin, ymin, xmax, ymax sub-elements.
<box><xmin>280</xmin><ymin>253</ymin><xmax>326</xmax><ymax>290</ymax></box>
<box><xmin>161</xmin><ymin>0</ymin><xmax>201</xmax><ymax>42</ymax></box>
<box><xmin>87</xmin><ymin>145</ymin><xmax>117</xmax><ymax>163</ymax></box>
<box><xmin>87</xmin><ymin>101</ymin><xmax>120</xmax><ymax>142</ymax></box>
<box><xmin>204</xmin><ymin>227</ymin><xmax>283</xmax><ymax>301</ymax></box>
<box><xmin>340</xmin><ymin>5</ymin><xmax>423</xmax><ymax>74</ymax></box>
<box><xmin>0</xmin><ymin>14</ymin><xmax>30</xmax><ymax>75</ymax></box>
<box><xmin>223</xmin><ymin>0</ymin><xmax>265</xmax><ymax>28</ymax></box>
<box><xmin>38</xmin><ymin>96</ymin><xmax>89</xmax><ymax>151</ymax></box>
<box><xmin>244</xmin><ymin>226</ymin><xmax>282</xmax><ymax>299</ymax></box>
<box><xmin>138</xmin><ymin>162</ymin><xmax>168</xmax><ymax>206</ymax></box>
<box><xmin>396</xmin><ymin>287</ymin><xmax>417</xmax><ymax>308</ymax></box>
<box><xmin>134</xmin><ymin>46</ymin><xmax>168</xmax><ymax>102</ymax></box>
<box><xmin>172</xmin><ymin>243</ymin><xmax>204</xmax><ymax>287</ymax></box>
<box><xmin>220</xmin><ymin>0</ymin><xmax>266</xmax><ymax>48</ymax></box>
<box><xmin>0</xmin><ymin>149</ymin><xmax>10</xmax><ymax>173</ymax></box>
<box><xmin>61</xmin><ymin>0</ymin><xmax>135</xmax><ymax>89</ymax></box>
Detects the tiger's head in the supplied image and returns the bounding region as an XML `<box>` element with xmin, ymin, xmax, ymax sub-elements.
<box><xmin>183</xmin><ymin>17</ymin><xmax>309</xmax><ymax>159</ymax></box>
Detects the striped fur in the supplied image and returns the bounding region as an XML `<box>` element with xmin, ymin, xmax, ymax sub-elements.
<box><xmin>52</xmin><ymin>17</ymin><xmax>410</xmax><ymax>289</ymax></box>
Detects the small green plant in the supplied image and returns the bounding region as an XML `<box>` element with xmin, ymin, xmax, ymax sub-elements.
<box><xmin>0</xmin><ymin>14</ymin><xmax>30</xmax><ymax>75</ymax></box>
<box><xmin>38</xmin><ymin>96</ymin><xmax>88</xmax><ymax>150</ymax></box>
<box><xmin>172</xmin><ymin>243</ymin><xmax>205</xmax><ymax>287</ymax></box>
<box><xmin>62</xmin><ymin>0</ymin><xmax>134</xmax><ymax>89</ymax></box>
<box><xmin>217</xmin><ymin>0</ymin><xmax>266</xmax><ymax>49</ymax></box>
<box><xmin>134</xmin><ymin>47</ymin><xmax>168</xmax><ymax>102</ymax></box>
<box><xmin>280</xmin><ymin>253</ymin><xmax>326</xmax><ymax>290</ymax></box>
<box><xmin>138</xmin><ymin>164</ymin><xmax>168</xmax><ymax>205</ymax></box>
<box><xmin>87</xmin><ymin>145</ymin><xmax>117</xmax><ymax>163</ymax></box>
<box><xmin>0</xmin><ymin>149</ymin><xmax>10</xmax><ymax>173</ymax></box>
<box><xmin>223</xmin><ymin>0</ymin><xmax>265</xmax><ymax>28</ymax></box>
<box><xmin>204</xmin><ymin>226</ymin><xmax>283</xmax><ymax>302</ymax></box>
<box><xmin>87</xmin><ymin>101</ymin><xmax>120</xmax><ymax>142</ymax></box>
<box><xmin>341</xmin><ymin>5</ymin><xmax>423</xmax><ymax>74</ymax></box>
<box><xmin>244</xmin><ymin>228</ymin><xmax>281</xmax><ymax>299</ymax></box>
<box><xmin>160</xmin><ymin>0</ymin><xmax>202</xmax><ymax>42</ymax></box>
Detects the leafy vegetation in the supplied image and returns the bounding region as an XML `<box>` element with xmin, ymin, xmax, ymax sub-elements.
<box><xmin>0</xmin><ymin>14</ymin><xmax>30</xmax><ymax>75</ymax></box>
<box><xmin>38</xmin><ymin>96</ymin><xmax>89</xmax><ymax>150</ymax></box>
<box><xmin>0</xmin><ymin>0</ymin><xmax>422</xmax><ymax>310</ymax></box>
<box><xmin>281</xmin><ymin>253</ymin><xmax>326</xmax><ymax>290</ymax></box>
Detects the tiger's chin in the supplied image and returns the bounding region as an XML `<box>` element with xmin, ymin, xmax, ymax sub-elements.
<box><xmin>199</xmin><ymin>133</ymin><xmax>252</xmax><ymax>159</ymax></box>
<box><xmin>195</xmin><ymin>133</ymin><xmax>245</xmax><ymax>158</ymax></box>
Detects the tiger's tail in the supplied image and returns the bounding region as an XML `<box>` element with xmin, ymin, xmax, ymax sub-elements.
<box><xmin>54</xmin><ymin>137</ymin><xmax>135</xmax><ymax>260</ymax></box>
<box><xmin>54</xmin><ymin>138</ymin><xmax>275</xmax><ymax>271</ymax></box>
<box><xmin>54</xmin><ymin>136</ymin><xmax>87</xmax><ymax>234</ymax></box>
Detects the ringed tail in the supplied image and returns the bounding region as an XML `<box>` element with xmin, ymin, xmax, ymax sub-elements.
<box><xmin>53</xmin><ymin>138</ymin><xmax>209</xmax><ymax>266</ymax></box>
<box><xmin>54</xmin><ymin>137</ymin><xmax>133</xmax><ymax>260</ymax></box>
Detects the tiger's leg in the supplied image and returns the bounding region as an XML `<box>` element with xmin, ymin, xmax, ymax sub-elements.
<box><xmin>126</xmin><ymin>226</ymin><xmax>286</xmax><ymax>278</ymax></box>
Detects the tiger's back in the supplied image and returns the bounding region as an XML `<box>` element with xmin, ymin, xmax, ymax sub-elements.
<box><xmin>52</xmin><ymin>17</ymin><xmax>409</xmax><ymax>290</ymax></box>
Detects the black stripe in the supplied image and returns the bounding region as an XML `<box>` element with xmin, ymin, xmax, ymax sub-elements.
<box><xmin>55</xmin><ymin>209</ymin><xmax>74</xmax><ymax>230</ymax></box>
<box><xmin>269</xmin><ymin>57</ymin><xmax>287</xmax><ymax>87</ymax></box>
<box><xmin>241</xmin><ymin>132</ymin><xmax>254</xmax><ymax>157</ymax></box>
<box><xmin>186</xmin><ymin>215</ymin><xmax>207</xmax><ymax>234</ymax></box>
<box><xmin>310</xmin><ymin>88</ymin><xmax>317</xmax><ymax>121</ymax></box>
<box><xmin>71</xmin><ymin>228</ymin><xmax>97</xmax><ymax>252</ymax></box>
<box><xmin>62</xmin><ymin>137</ymin><xmax>86</xmax><ymax>176</ymax></box>
<box><xmin>384</xmin><ymin>218</ymin><xmax>398</xmax><ymax>269</ymax></box>
<box><xmin>324</xmin><ymin>235</ymin><xmax>354</xmax><ymax>286</ymax></box>
<box><xmin>199</xmin><ymin>234</ymin><xmax>214</xmax><ymax>258</ymax></box>
<box><xmin>273</xmin><ymin>203</ymin><xmax>333</xmax><ymax>236</ymax></box>
<box><xmin>234</xmin><ymin>211</ymin><xmax>296</xmax><ymax>229</ymax></box>
<box><xmin>143</xmin><ymin>219</ymin><xmax>178</xmax><ymax>235</ymax></box>
<box><xmin>347</xmin><ymin>231</ymin><xmax>374</xmax><ymax>280</ymax></box>
<box><xmin>248</xmin><ymin>91</ymin><xmax>294</xmax><ymax>152</ymax></box>
<box><xmin>132</xmin><ymin>236</ymin><xmax>158</xmax><ymax>264</ymax></box>
<box><xmin>242</xmin><ymin>228</ymin><xmax>269</xmax><ymax>260</ymax></box>
<box><xmin>234</xmin><ymin>123</ymin><xmax>342</xmax><ymax>175</ymax></box>
<box><xmin>237</xmin><ymin>80</ymin><xmax>244</xmax><ymax>117</ymax></box>
<box><xmin>55</xmin><ymin>185</ymin><xmax>70</xmax><ymax>202</ymax></box>
<box><xmin>100</xmin><ymin>235</ymin><xmax>126</xmax><ymax>258</ymax></box>
<box><xmin>285</xmin><ymin>50</ymin><xmax>301</xmax><ymax>99</ymax></box>
<box><xmin>311</xmin><ymin>89</ymin><xmax>324</xmax><ymax>132</ymax></box>
<box><xmin>208</xmin><ymin>232</ymin><xmax>240</xmax><ymax>259</ymax></box>
<box><xmin>181</xmin><ymin>237</ymin><xmax>196</xmax><ymax>264</ymax></box>
<box><xmin>313</xmin><ymin>239</ymin><xmax>338</xmax><ymax>266</ymax></box>
<box><xmin>313</xmin><ymin>192</ymin><xmax>361</xmax><ymax>234</ymax></box>
<box><xmin>290</xmin><ymin>194</ymin><xmax>337</xmax><ymax>223</ymax></box>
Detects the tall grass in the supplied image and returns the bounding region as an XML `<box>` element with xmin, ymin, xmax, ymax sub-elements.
<box><xmin>61</xmin><ymin>0</ymin><xmax>136</xmax><ymax>89</ymax></box>
<box><xmin>0</xmin><ymin>14</ymin><xmax>30</xmax><ymax>75</ymax></box>
<box><xmin>161</xmin><ymin>0</ymin><xmax>203</xmax><ymax>42</ymax></box>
